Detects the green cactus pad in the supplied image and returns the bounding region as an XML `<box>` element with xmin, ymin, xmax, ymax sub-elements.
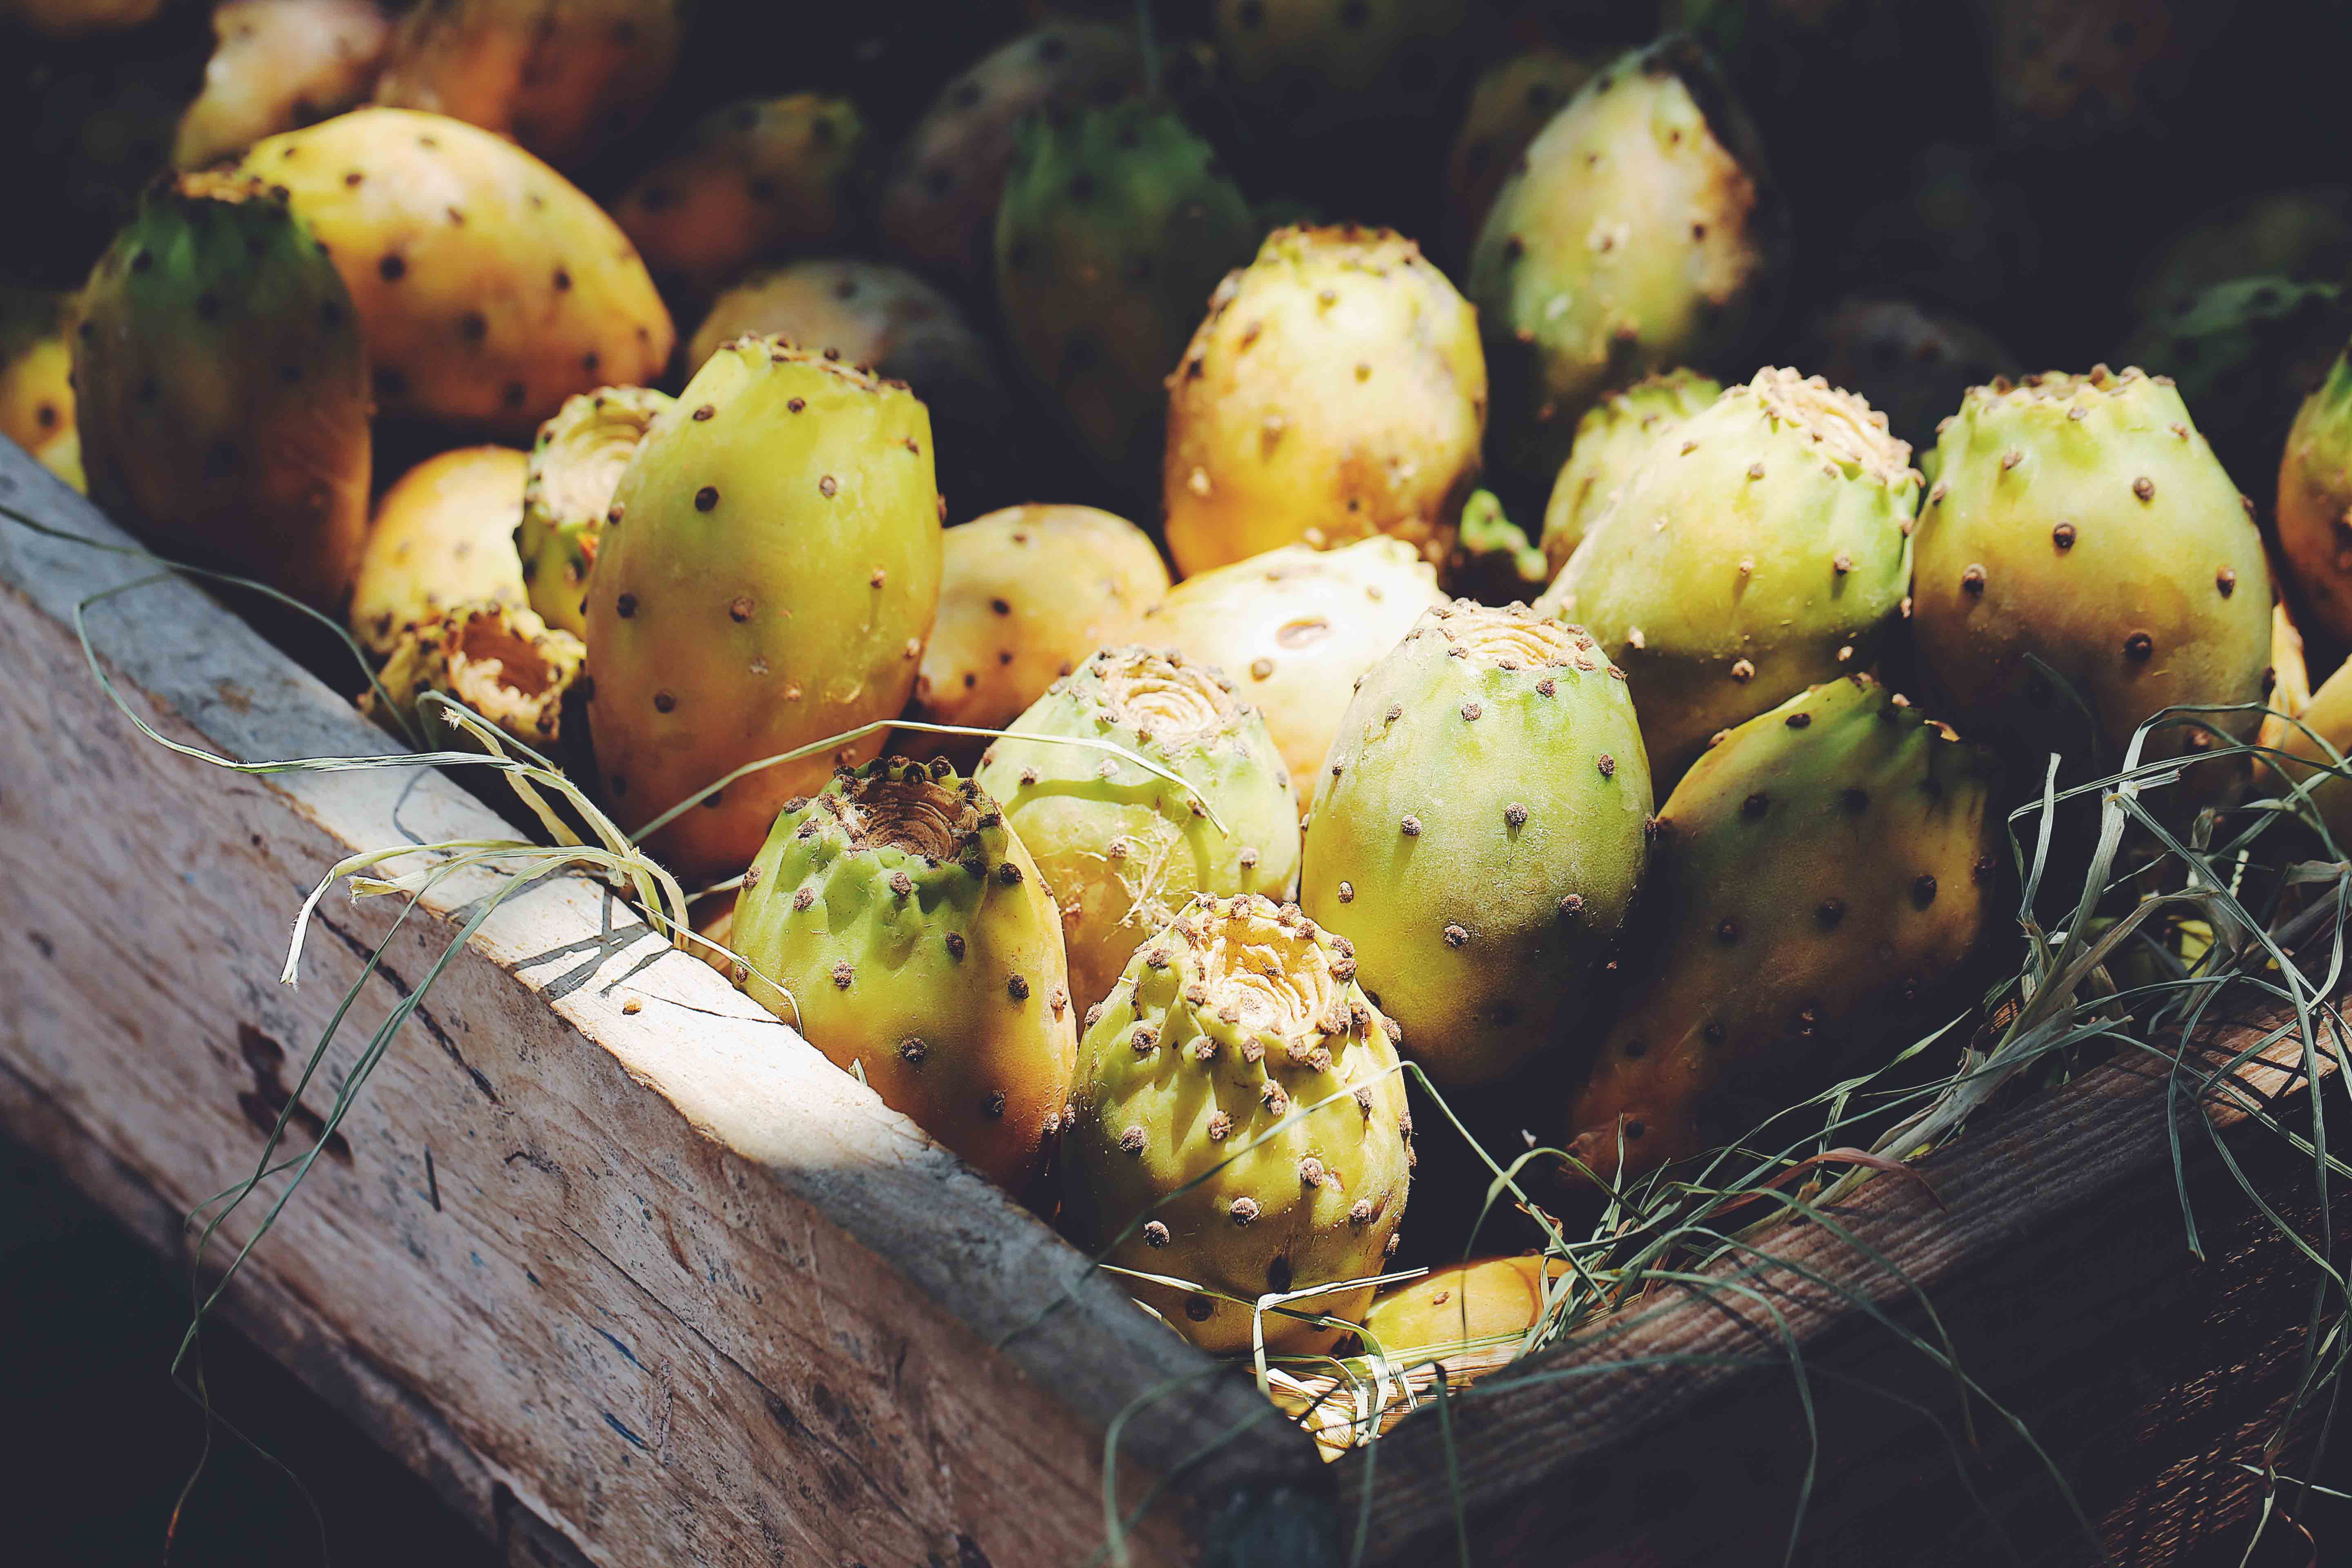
<box><xmin>994</xmin><ymin>100</ymin><xmax>1258</xmax><ymax>487</ymax></box>
<box><xmin>1537</xmin><ymin>368</ymin><xmax>1918</xmax><ymax>785</ymax></box>
<box><xmin>977</xmin><ymin>648</ymin><xmax>1302</xmax><ymax>1017</ymax></box>
<box><xmin>1060</xmin><ymin>892</ymin><xmax>1412</xmax><ymax>1356</ymax></box>
<box><xmin>517</xmin><ymin>385</ymin><xmax>675</xmax><ymax>639</ymax></box>
<box><xmin>1468</xmin><ymin>37</ymin><xmax>1786</xmax><ymax>483</ymax></box>
<box><xmin>2279</xmin><ymin>345</ymin><xmax>2352</xmax><ymax>643</ymax></box>
<box><xmin>1911</xmin><ymin>365</ymin><xmax>2273</xmax><ymax>781</ymax></box>
<box><xmin>74</xmin><ymin>170</ymin><xmax>370</xmax><ymax>613</ymax></box>
<box><xmin>1303</xmin><ymin>603</ymin><xmax>1653</xmax><ymax>1086</ymax></box>
<box><xmin>1566</xmin><ymin>675</ymin><xmax>1999</xmax><ymax>1183</ymax></box>
<box><xmin>729</xmin><ymin>758</ymin><xmax>1076</xmax><ymax>1193</ymax></box>
<box><xmin>1538</xmin><ymin>369</ymin><xmax>1722</xmax><ymax>578</ymax></box>
<box><xmin>585</xmin><ymin>338</ymin><xmax>943</xmax><ymax>882</ymax></box>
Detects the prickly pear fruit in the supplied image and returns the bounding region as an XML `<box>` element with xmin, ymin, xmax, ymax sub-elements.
<box><xmin>1469</xmin><ymin>38</ymin><xmax>1786</xmax><ymax>483</ymax></box>
<box><xmin>2279</xmin><ymin>345</ymin><xmax>2352</xmax><ymax>642</ymax></box>
<box><xmin>1536</xmin><ymin>369</ymin><xmax>1918</xmax><ymax>784</ymax></box>
<box><xmin>1538</xmin><ymin>369</ymin><xmax>1720</xmax><ymax>578</ymax></box>
<box><xmin>729</xmin><ymin>757</ymin><xmax>1076</xmax><ymax>1191</ymax></box>
<box><xmin>1358</xmin><ymin>1253</ymin><xmax>1568</xmax><ymax>1369</ymax></box>
<box><xmin>372</xmin><ymin>0</ymin><xmax>682</xmax><ymax>167</ymax></box>
<box><xmin>976</xmin><ymin>648</ymin><xmax>1301</xmax><ymax>1013</ymax></box>
<box><xmin>610</xmin><ymin>96</ymin><xmax>866</xmax><ymax>294</ymax></box>
<box><xmin>2135</xmin><ymin>187</ymin><xmax>2352</xmax><ymax>318</ymax></box>
<box><xmin>1</xmin><ymin>0</ymin><xmax>160</xmax><ymax>35</ymax></box>
<box><xmin>1442</xmin><ymin>45</ymin><xmax>1598</xmax><ymax>262</ymax></box>
<box><xmin>1163</xmin><ymin>224</ymin><xmax>1487</xmax><ymax>577</ymax></box>
<box><xmin>235</xmin><ymin>107</ymin><xmax>673</xmax><ymax>434</ymax></box>
<box><xmin>907</xmin><ymin>505</ymin><xmax>1168</xmax><ymax>743</ymax></box>
<box><xmin>74</xmin><ymin>171</ymin><xmax>370</xmax><ymax>612</ymax></box>
<box><xmin>1911</xmin><ymin>367</ymin><xmax>2273</xmax><ymax>778</ymax></box>
<box><xmin>517</xmin><ymin>385</ymin><xmax>673</xmax><ymax>639</ymax></box>
<box><xmin>1138</xmin><ymin>538</ymin><xmax>1447</xmax><ymax>800</ymax></box>
<box><xmin>1304</xmin><ymin>603</ymin><xmax>1652</xmax><ymax>1086</ymax></box>
<box><xmin>351</xmin><ymin>446</ymin><xmax>528</xmax><ymax>658</ymax></box>
<box><xmin>1566</xmin><ymin>675</ymin><xmax>1999</xmax><ymax>1183</ymax></box>
<box><xmin>1796</xmin><ymin>298</ymin><xmax>2017</xmax><ymax>454</ymax></box>
<box><xmin>173</xmin><ymin>0</ymin><xmax>392</xmax><ymax>170</ymax></box>
<box><xmin>2117</xmin><ymin>277</ymin><xmax>2349</xmax><ymax>489</ymax></box>
<box><xmin>2267</xmin><ymin>654</ymin><xmax>2352</xmax><ymax>854</ymax></box>
<box><xmin>361</xmin><ymin>600</ymin><xmax>584</xmax><ymax>750</ymax></box>
<box><xmin>586</xmin><ymin>340</ymin><xmax>943</xmax><ymax>882</ymax></box>
<box><xmin>1060</xmin><ymin>892</ymin><xmax>1412</xmax><ymax>1355</ymax></box>
<box><xmin>0</xmin><ymin>287</ymin><xmax>74</xmax><ymax>458</ymax></box>
<box><xmin>877</xmin><ymin>24</ymin><xmax>1155</xmax><ymax>287</ymax></box>
<box><xmin>995</xmin><ymin>101</ymin><xmax>1258</xmax><ymax>487</ymax></box>
<box><xmin>1214</xmin><ymin>0</ymin><xmax>1469</xmax><ymax>139</ymax></box>
<box><xmin>1444</xmin><ymin>489</ymin><xmax>1549</xmax><ymax>605</ymax></box>
<box><xmin>1981</xmin><ymin>0</ymin><xmax>2215</xmax><ymax>147</ymax></box>
<box><xmin>685</xmin><ymin>260</ymin><xmax>1009</xmax><ymax>507</ymax></box>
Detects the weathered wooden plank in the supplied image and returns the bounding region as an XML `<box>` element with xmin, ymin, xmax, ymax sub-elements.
<box><xmin>0</xmin><ymin>441</ymin><xmax>1330</xmax><ymax>1567</ymax></box>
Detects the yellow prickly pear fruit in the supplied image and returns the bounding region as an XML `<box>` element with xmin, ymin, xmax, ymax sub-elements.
<box><xmin>1536</xmin><ymin>369</ymin><xmax>1919</xmax><ymax>786</ymax></box>
<box><xmin>74</xmin><ymin>172</ymin><xmax>371</xmax><ymax>613</ymax></box>
<box><xmin>1565</xmin><ymin>676</ymin><xmax>1999</xmax><ymax>1184</ymax></box>
<box><xmin>610</xmin><ymin>96</ymin><xmax>867</xmax><ymax>294</ymax></box>
<box><xmin>236</xmin><ymin>107</ymin><xmax>673</xmax><ymax>434</ymax></box>
<box><xmin>1060</xmin><ymin>893</ymin><xmax>1412</xmax><ymax>1355</ymax></box>
<box><xmin>360</xmin><ymin>600</ymin><xmax>584</xmax><ymax>750</ymax></box>
<box><xmin>907</xmin><ymin>505</ymin><xmax>1168</xmax><ymax>742</ymax></box>
<box><xmin>372</xmin><ymin>0</ymin><xmax>684</xmax><ymax>167</ymax></box>
<box><xmin>585</xmin><ymin>340</ymin><xmax>944</xmax><ymax>882</ymax></box>
<box><xmin>1538</xmin><ymin>369</ymin><xmax>1721</xmax><ymax>578</ymax></box>
<box><xmin>1441</xmin><ymin>45</ymin><xmax>1598</xmax><ymax>263</ymax></box>
<box><xmin>1163</xmin><ymin>224</ymin><xmax>1487</xmax><ymax>577</ymax></box>
<box><xmin>1137</xmin><ymin>537</ymin><xmax>1446</xmax><ymax>800</ymax></box>
<box><xmin>34</xmin><ymin>427</ymin><xmax>85</xmax><ymax>493</ymax></box>
<box><xmin>173</xmin><ymin>0</ymin><xmax>393</xmax><ymax>171</ymax></box>
<box><xmin>1303</xmin><ymin>603</ymin><xmax>1653</xmax><ymax>1087</ymax></box>
<box><xmin>1469</xmin><ymin>38</ymin><xmax>1787</xmax><ymax>483</ymax></box>
<box><xmin>1358</xmin><ymin>1253</ymin><xmax>1568</xmax><ymax>1370</ymax></box>
<box><xmin>2269</xmin><ymin>654</ymin><xmax>2352</xmax><ymax>853</ymax></box>
<box><xmin>730</xmin><ymin>758</ymin><xmax>1077</xmax><ymax>1192</ymax></box>
<box><xmin>0</xmin><ymin>288</ymin><xmax>75</xmax><ymax>457</ymax></box>
<box><xmin>0</xmin><ymin>0</ymin><xmax>162</xmax><ymax>36</ymax></box>
<box><xmin>351</xmin><ymin>446</ymin><xmax>529</xmax><ymax>658</ymax></box>
<box><xmin>517</xmin><ymin>385</ymin><xmax>674</xmax><ymax>639</ymax></box>
<box><xmin>977</xmin><ymin>648</ymin><xmax>1302</xmax><ymax>1015</ymax></box>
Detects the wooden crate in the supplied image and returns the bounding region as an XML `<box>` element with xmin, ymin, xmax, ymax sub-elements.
<box><xmin>0</xmin><ymin>436</ymin><xmax>2335</xmax><ymax>1566</ymax></box>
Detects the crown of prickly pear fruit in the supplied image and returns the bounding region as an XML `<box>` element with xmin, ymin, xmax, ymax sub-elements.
<box><xmin>1061</xmin><ymin>891</ymin><xmax>1411</xmax><ymax>1356</ymax></box>
<box><xmin>730</xmin><ymin>756</ymin><xmax>1076</xmax><ymax>1193</ymax></box>
<box><xmin>361</xmin><ymin>600</ymin><xmax>584</xmax><ymax>753</ymax></box>
<box><xmin>518</xmin><ymin>385</ymin><xmax>674</xmax><ymax>639</ymax></box>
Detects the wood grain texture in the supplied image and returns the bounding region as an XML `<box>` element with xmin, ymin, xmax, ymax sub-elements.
<box><xmin>0</xmin><ymin>441</ymin><xmax>1329</xmax><ymax>1568</ymax></box>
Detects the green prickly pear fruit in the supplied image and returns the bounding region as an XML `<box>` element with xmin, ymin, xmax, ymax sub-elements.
<box><xmin>2279</xmin><ymin>344</ymin><xmax>2352</xmax><ymax>643</ymax></box>
<box><xmin>1441</xmin><ymin>45</ymin><xmax>1599</xmax><ymax>263</ymax></box>
<box><xmin>1303</xmin><ymin>602</ymin><xmax>1653</xmax><ymax>1086</ymax></box>
<box><xmin>1537</xmin><ymin>368</ymin><xmax>1720</xmax><ymax>578</ymax></box>
<box><xmin>1565</xmin><ymin>675</ymin><xmax>1999</xmax><ymax>1183</ymax></box>
<box><xmin>1468</xmin><ymin>37</ymin><xmax>1787</xmax><ymax>484</ymax></box>
<box><xmin>586</xmin><ymin>340</ymin><xmax>943</xmax><ymax>882</ymax></box>
<box><xmin>1796</xmin><ymin>298</ymin><xmax>2017</xmax><ymax>455</ymax></box>
<box><xmin>351</xmin><ymin>445</ymin><xmax>529</xmax><ymax>659</ymax></box>
<box><xmin>1443</xmin><ymin>489</ymin><xmax>1549</xmax><ymax>604</ymax></box>
<box><xmin>877</xmin><ymin>24</ymin><xmax>1156</xmax><ymax>288</ymax></box>
<box><xmin>1137</xmin><ymin>537</ymin><xmax>1447</xmax><ymax>800</ymax></box>
<box><xmin>2134</xmin><ymin>187</ymin><xmax>2352</xmax><ymax>318</ymax></box>
<box><xmin>1911</xmin><ymin>366</ymin><xmax>2273</xmax><ymax>780</ymax></box>
<box><xmin>235</xmin><ymin>107</ymin><xmax>673</xmax><ymax>434</ymax></box>
<box><xmin>976</xmin><ymin>648</ymin><xmax>1301</xmax><ymax>1014</ymax></box>
<box><xmin>685</xmin><ymin>260</ymin><xmax>1010</xmax><ymax>508</ymax></box>
<box><xmin>1213</xmin><ymin>0</ymin><xmax>1470</xmax><ymax>139</ymax></box>
<box><xmin>371</xmin><ymin>0</ymin><xmax>684</xmax><ymax>168</ymax></box>
<box><xmin>0</xmin><ymin>286</ymin><xmax>75</xmax><ymax>458</ymax></box>
<box><xmin>517</xmin><ymin>385</ymin><xmax>674</xmax><ymax>639</ymax></box>
<box><xmin>1162</xmin><ymin>224</ymin><xmax>1487</xmax><ymax>577</ymax></box>
<box><xmin>2117</xmin><ymin>277</ymin><xmax>2349</xmax><ymax>490</ymax></box>
<box><xmin>74</xmin><ymin>171</ymin><xmax>371</xmax><ymax>613</ymax></box>
<box><xmin>1357</xmin><ymin>1253</ymin><xmax>1567</xmax><ymax>1369</ymax></box>
<box><xmin>1060</xmin><ymin>892</ymin><xmax>1412</xmax><ymax>1355</ymax></box>
<box><xmin>995</xmin><ymin>100</ymin><xmax>1258</xmax><ymax>488</ymax></box>
<box><xmin>173</xmin><ymin>0</ymin><xmax>393</xmax><ymax>170</ymax></box>
<box><xmin>1535</xmin><ymin>368</ymin><xmax>1918</xmax><ymax>785</ymax></box>
<box><xmin>610</xmin><ymin>96</ymin><xmax>867</xmax><ymax>294</ymax></box>
<box><xmin>360</xmin><ymin>600</ymin><xmax>584</xmax><ymax>751</ymax></box>
<box><xmin>728</xmin><ymin>757</ymin><xmax>1076</xmax><ymax>1192</ymax></box>
<box><xmin>907</xmin><ymin>505</ymin><xmax>1168</xmax><ymax>744</ymax></box>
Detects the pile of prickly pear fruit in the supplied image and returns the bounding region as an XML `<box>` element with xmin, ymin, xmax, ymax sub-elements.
<box><xmin>13</xmin><ymin>0</ymin><xmax>2352</xmax><ymax>1378</ymax></box>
